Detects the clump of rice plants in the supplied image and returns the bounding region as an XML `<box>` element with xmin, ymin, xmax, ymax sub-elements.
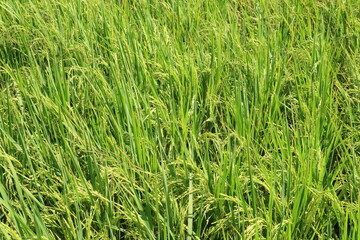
<box><xmin>0</xmin><ymin>0</ymin><xmax>359</xmax><ymax>239</ymax></box>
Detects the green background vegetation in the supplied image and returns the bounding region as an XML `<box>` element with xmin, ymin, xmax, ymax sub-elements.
<box><xmin>0</xmin><ymin>0</ymin><xmax>359</xmax><ymax>239</ymax></box>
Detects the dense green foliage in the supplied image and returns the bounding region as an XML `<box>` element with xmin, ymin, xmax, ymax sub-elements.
<box><xmin>0</xmin><ymin>0</ymin><xmax>359</xmax><ymax>239</ymax></box>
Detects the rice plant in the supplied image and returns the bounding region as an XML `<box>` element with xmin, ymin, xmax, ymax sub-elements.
<box><xmin>0</xmin><ymin>0</ymin><xmax>359</xmax><ymax>239</ymax></box>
